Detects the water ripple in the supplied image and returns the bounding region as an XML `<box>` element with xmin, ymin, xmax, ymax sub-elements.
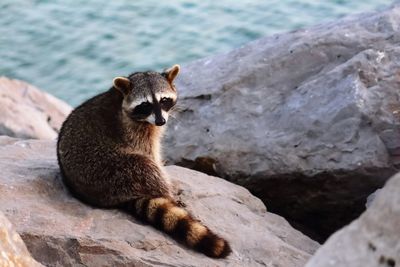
<box><xmin>0</xmin><ymin>0</ymin><xmax>392</xmax><ymax>105</ymax></box>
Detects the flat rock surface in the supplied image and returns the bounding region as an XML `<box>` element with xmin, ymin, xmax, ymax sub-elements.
<box><xmin>0</xmin><ymin>211</ymin><xmax>43</xmax><ymax>267</ymax></box>
<box><xmin>0</xmin><ymin>77</ymin><xmax>72</xmax><ymax>139</ymax></box>
<box><xmin>0</xmin><ymin>136</ymin><xmax>318</xmax><ymax>267</ymax></box>
<box><xmin>305</xmin><ymin>172</ymin><xmax>400</xmax><ymax>267</ymax></box>
<box><xmin>164</xmin><ymin>4</ymin><xmax>400</xmax><ymax>240</ymax></box>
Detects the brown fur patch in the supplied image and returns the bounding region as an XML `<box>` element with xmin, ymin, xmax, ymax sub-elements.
<box><xmin>186</xmin><ymin>222</ymin><xmax>208</xmax><ymax>246</ymax></box>
<box><xmin>195</xmin><ymin>232</ymin><xmax>231</xmax><ymax>258</ymax></box>
<box><xmin>137</xmin><ymin>199</ymin><xmax>151</xmax><ymax>220</ymax></box>
<box><xmin>212</xmin><ymin>238</ymin><xmax>226</xmax><ymax>257</ymax></box>
<box><xmin>162</xmin><ymin>207</ymin><xmax>188</xmax><ymax>232</ymax></box>
<box><xmin>147</xmin><ymin>198</ymin><xmax>169</xmax><ymax>222</ymax></box>
<box><xmin>134</xmin><ymin>198</ymin><xmax>146</xmax><ymax>215</ymax></box>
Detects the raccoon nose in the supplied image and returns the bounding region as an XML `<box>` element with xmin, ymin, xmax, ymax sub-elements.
<box><xmin>155</xmin><ymin>117</ymin><xmax>166</xmax><ymax>126</ymax></box>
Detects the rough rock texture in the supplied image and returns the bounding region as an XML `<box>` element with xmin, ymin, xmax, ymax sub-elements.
<box><xmin>365</xmin><ymin>188</ymin><xmax>382</xmax><ymax>209</ymax></box>
<box><xmin>164</xmin><ymin>4</ymin><xmax>400</xmax><ymax>240</ymax></box>
<box><xmin>0</xmin><ymin>77</ymin><xmax>72</xmax><ymax>139</ymax></box>
<box><xmin>0</xmin><ymin>211</ymin><xmax>43</xmax><ymax>267</ymax></box>
<box><xmin>305</xmin><ymin>172</ymin><xmax>400</xmax><ymax>267</ymax></box>
<box><xmin>0</xmin><ymin>136</ymin><xmax>318</xmax><ymax>267</ymax></box>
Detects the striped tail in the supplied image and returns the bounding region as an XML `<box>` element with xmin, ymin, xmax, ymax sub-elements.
<box><xmin>123</xmin><ymin>197</ymin><xmax>231</xmax><ymax>258</ymax></box>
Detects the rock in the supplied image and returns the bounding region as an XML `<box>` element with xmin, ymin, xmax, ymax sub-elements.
<box><xmin>0</xmin><ymin>136</ymin><xmax>318</xmax><ymax>267</ymax></box>
<box><xmin>0</xmin><ymin>77</ymin><xmax>72</xmax><ymax>139</ymax></box>
<box><xmin>164</xmin><ymin>4</ymin><xmax>400</xmax><ymax>240</ymax></box>
<box><xmin>0</xmin><ymin>211</ymin><xmax>43</xmax><ymax>267</ymax></box>
<box><xmin>305</xmin><ymin>172</ymin><xmax>400</xmax><ymax>267</ymax></box>
<box><xmin>365</xmin><ymin>188</ymin><xmax>382</xmax><ymax>209</ymax></box>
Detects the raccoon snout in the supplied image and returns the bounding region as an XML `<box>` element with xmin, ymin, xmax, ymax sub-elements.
<box><xmin>155</xmin><ymin>117</ymin><xmax>166</xmax><ymax>126</ymax></box>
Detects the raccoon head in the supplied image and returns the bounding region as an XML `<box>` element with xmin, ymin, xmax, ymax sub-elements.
<box><xmin>113</xmin><ymin>64</ymin><xmax>179</xmax><ymax>126</ymax></box>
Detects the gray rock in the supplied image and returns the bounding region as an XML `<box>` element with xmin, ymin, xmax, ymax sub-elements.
<box><xmin>0</xmin><ymin>211</ymin><xmax>43</xmax><ymax>267</ymax></box>
<box><xmin>0</xmin><ymin>136</ymin><xmax>318</xmax><ymax>267</ymax></box>
<box><xmin>365</xmin><ymin>188</ymin><xmax>382</xmax><ymax>209</ymax></box>
<box><xmin>0</xmin><ymin>77</ymin><xmax>72</xmax><ymax>139</ymax></box>
<box><xmin>164</xmin><ymin>4</ymin><xmax>400</xmax><ymax>240</ymax></box>
<box><xmin>305</xmin><ymin>172</ymin><xmax>400</xmax><ymax>267</ymax></box>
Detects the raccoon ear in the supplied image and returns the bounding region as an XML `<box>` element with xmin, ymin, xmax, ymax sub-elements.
<box><xmin>164</xmin><ymin>64</ymin><xmax>180</xmax><ymax>84</ymax></box>
<box><xmin>113</xmin><ymin>77</ymin><xmax>131</xmax><ymax>95</ymax></box>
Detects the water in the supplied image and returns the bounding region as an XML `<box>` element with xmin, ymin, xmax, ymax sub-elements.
<box><xmin>0</xmin><ymin>0</ymin><xmax>393</xmax><ymax>106</ymax></box>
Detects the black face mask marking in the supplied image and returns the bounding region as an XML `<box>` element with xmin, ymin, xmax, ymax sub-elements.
<box><xmin>129</xmin><ymin>94</ymin><xmax>175</xmax><ymax>126</ymax></box>
<box><xmin>160</xmin><ymin>97</ymin><xmax>174</xmax><ymax>111</ymax></box>
<box><xmin>131</xmin><ymin>101</ymin><xmax>152</xmax><ymax>119</ymax></box>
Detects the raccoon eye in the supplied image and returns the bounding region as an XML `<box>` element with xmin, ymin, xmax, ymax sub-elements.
<box><xmin>133</xmin><ymin>101</ymin><xmax>153</xmax><ymax>116</ymax></box>
<box><xmin>160</xmin><ymin>97</ymin><xmax>174</xmax><ymax>111</ymax></box>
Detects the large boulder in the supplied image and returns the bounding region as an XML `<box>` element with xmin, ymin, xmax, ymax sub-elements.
<box><xmin>164</xmin><ymin>4</ymin><xmax>400</xmax><ymax>240</ymax></box>
<box><xmin>305</xmin><ymin>172</ymin><xmax>400</xmax><ymax>267</ymax></box>
<box><xmin>0</xmin><ymin>77</ymin><xmax>72</xmax><ymax>139</ymax></box>
<box><xmin>0</xmin><ymin>211</ymin><xmax>43</xmax><ymax>267</ymax></box>
<box><xmin>0</xmin><ymin>136</ymin><xmax>318</xmax><ymax>267</ymax></box>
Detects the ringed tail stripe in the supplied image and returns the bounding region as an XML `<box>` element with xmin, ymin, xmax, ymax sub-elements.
<box><xmin>124</xmin><ymin>197</ymin><xmax>231</xmax><ymax>258</ymax></box>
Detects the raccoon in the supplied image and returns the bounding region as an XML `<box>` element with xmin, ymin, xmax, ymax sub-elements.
<box><xmin>57</xmin><ymin>65</ymin><xmax>231</xmax><ymax>258</ymax></box>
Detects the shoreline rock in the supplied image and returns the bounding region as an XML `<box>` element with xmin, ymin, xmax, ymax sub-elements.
<box><xmin>0</xmin><ymin>211</ymin><xmax>43</xmax><ymax>267</ymax></box>
<box><xmin>305</xmin><ymin>172</ymin><xmax>400</xmax><ymax>267</ymax></box>
<box><xmin>1</xmin><ymin>3</ymin><xmax>399</xmax><ymax>249</ymax></box>
<box><xmin>0</xmin><ymin>136</ymin><xmax>319</xmax><ymax>267</ymax></box>
<box><xmin>0</xmin><ymin>77</ymin><xmax>72</xmax><ymax>139</ymax></box>
<box><xmin>164</xmin><ymin>4</ymin><xmax>400</xmax><ymax>240</ymax></box>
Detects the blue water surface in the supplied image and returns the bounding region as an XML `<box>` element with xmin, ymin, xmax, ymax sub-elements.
<box><xmin>0</xmin><ymin>0</ymin><xmax>393</xmax><ymax>105</ymax></box>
